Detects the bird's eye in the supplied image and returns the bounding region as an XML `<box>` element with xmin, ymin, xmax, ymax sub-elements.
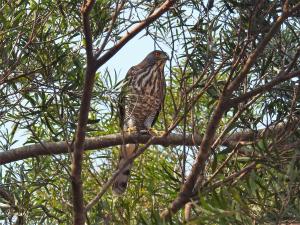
<box><xmin>154</xmin><ymin>52</ymin><xmax>160</xmax><ymax>57</ymax></box>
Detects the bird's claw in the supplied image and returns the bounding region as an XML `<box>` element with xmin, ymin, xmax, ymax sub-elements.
<box><xmin>148</xmin><ymin>128</ymin><xmax>163</xmax><ymax>136</ymax></box>
<box><xmin>126</xmin><ymin>126</ymin><xmax>137</xmax><ymax>134</ymax></box>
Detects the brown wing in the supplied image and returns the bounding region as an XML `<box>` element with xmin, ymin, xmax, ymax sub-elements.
<box><xmin>118</xmin><ymin>66</ymin><xmax>138</xmax><ymax>129</ymax></box>
<box><xmin>151</xmin><ymin>69</ymin><xmax>166</xmax><ymax>127</ymax></box>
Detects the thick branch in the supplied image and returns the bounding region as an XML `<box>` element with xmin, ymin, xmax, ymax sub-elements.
<box><xmin>72</xmin><ymin>1</ymin><xmax>96</xmax><ymax>224</ymax></box>
<box><xmin>1</xmin><ymin>119</ymin><xmax>298</xmax><ymax>165</ymax></box>
<box><xmin>68</xmin><ymin>0</ymin><xmax>175</xmax><ymax>223</ymax></box>
<box><xmin>0</xmin><ymin>133</ymin><xmax>199</xmax><ymax>164</ymax></box>
<box><xmin>161</xmin><ymin>3</ymin><xmax>300</xmax><ymax>219</ymax></box>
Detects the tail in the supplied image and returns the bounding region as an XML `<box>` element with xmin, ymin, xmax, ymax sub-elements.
<box><xmin>112</xmin><ymin>144</ymin><xmax>137</xmax><ymax>195</ymax></box>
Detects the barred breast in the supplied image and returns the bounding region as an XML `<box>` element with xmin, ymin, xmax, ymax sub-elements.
<box><xmin>123</xmin><ymin>94</ymin><xmax>162</xmax><ymax>130</ymax></box>
<box><xmin>123</xmin><ymin>63</ymin><xmax>165</xmax><ymax>131</ymax></box>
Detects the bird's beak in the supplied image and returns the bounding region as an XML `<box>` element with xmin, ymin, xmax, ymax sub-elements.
<box><xmin>162</xmin><ymin>53</ymin><xmax>169</xmax><ymax>60</ymax></box>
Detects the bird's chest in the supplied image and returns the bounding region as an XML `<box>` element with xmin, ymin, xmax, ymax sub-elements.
<box><xmin>125</xmin><ymin>94</ymin><xmax>161</xmax><ymax>117</ymax></box>
<box><xmin>131</xmin><ymin>70</ymin><xmax>164</xmax><ymax>97</ymax></box>
<box><xmin>128</xmin><ymin>70</ymin><xmax>164</xmax><ymax>111</ymax></box>
<box><xmin>124</xmin><ymin>95</ymin><xmax>161</xmax><ymax>130</ymax></box>
<box><xmin>124</xmin><ymin>76</ymin><xmax>164</xmax><ymax>127</ymax></box>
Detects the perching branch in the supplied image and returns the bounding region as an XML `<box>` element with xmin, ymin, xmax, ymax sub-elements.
<box><xmin>1</xmin><ymin>118</ymin><xmax>299</xmax><ymax>165</ymax></box>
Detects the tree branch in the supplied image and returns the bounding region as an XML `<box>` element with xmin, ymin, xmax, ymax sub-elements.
<box><xmin>0</xmin><ymin>185</ymin><xmax>16</xmax><ymax>211</ymax></box>
<box><xmin>94</xmin><ymin>0</ymin><xmax>176</xmax><ymax>69</ymax></box>
<box><xmin>161</xmin><ymin>3</ymin><xmax>300</xmax><ymax>219</ymax></box>
<box><xmin>1</xmin><ymin>118</ymin><xmax>299</xmax><ymax>165</ymax></box>
<box><xmin>204</xmin><ymin>162</ymin><xmax>257</xmax><ymax>193</ymax></box>
<box><xmin>85</xmin><ymin>135</ymin><xmax>158</xmax><ymax>211</ymax></box>
<box><xmin>72</xmin><ymin>1</ymin><xmax>96</xmax><ymax>224</ymax></box>
<box><xmin>229</xmin><ymin>70</ymin><xmax>300</xmax><ymax>107</ymax></box>
<box><xmin>229</xmin><ymin>46</ymin><xmax>300</xmax><ymax>107</ymax></box>
<box><xmin>94</xmin><ymin>0</ymin><xmax>126</xmax><ymax>58</ymax></box>
<box><xmin>226</xmin><ymin>2</ymin><xmax>300</xmax><ymax>94</ymax></box>
<box><xmin>81</xmin><ymin>0</ymin><xmax>95</xmax><ymax>61</ymax></box>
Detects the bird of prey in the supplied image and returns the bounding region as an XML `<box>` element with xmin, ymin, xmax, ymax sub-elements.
<box><xmin>112</xmin><ymin>50</ymin><xmax>169</xmax><ymax>195</ymax></box>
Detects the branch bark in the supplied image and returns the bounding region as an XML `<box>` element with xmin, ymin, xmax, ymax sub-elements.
<box><xmin>1</xmin><ymin>118</ymin><xmax>298</xmax><ymax>165</ymax></box>
<box><xmin>71</xmin><ymin>1</ymin><xmax>96</xmax><ymax>224</ymax></box>
<box><xmin>94</xmin><ymin>0</ymin><xmax>176</xmax><ymax>69</ymax></box>
<box><xmin>229</xmin><ymin>70</ymin><xmax>300</xmax><ymax>107</ymax></box>
<box><xmin>160</xmin><ymin>3</ymin><xmax>300</xmax><ymax>219</ymax></box>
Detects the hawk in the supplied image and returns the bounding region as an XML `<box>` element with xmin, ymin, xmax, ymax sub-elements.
<box><xmin>112</xmin><ymin>50</ymin><xmax>169</xmax><ymax>195</ymax></box>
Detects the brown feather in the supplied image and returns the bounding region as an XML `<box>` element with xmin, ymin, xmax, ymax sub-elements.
<box><xmin>112</xmin><ymin>50</ymin><xmax>168</xmax><ymax>195</ymax></box>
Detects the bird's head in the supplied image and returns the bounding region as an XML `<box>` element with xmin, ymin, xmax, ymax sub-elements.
<box><xmin>144</xmin><ymin>50</ymin><xmax>169</xmax><ymax>64</ymax></box>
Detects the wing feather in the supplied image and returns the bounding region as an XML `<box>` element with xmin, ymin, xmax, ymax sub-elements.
<box><xmin>151</xmin><ymin>70</ymin><xmax>166</xmax><ymax>126</ymax></box>
<box><xmin>118</xmin><ymin>66</ymin><xmax>138</xmax><ymax>129</ymax></box>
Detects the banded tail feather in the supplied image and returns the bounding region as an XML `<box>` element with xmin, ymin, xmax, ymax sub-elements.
<box><xmin>112</xmin><ymin>144</ymin><xmax>137</xmax><ymax>195</ymax></box>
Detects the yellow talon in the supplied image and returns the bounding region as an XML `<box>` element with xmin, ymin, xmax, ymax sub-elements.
<box><xmin>126</xmin><ymin>126</ymin><xmax>137</xmax><ymax>134</ymax></box>
<box><xmin>148</xmin><ymin>128</ymin><xmax>163</xmax><ymax>136</ymax></box>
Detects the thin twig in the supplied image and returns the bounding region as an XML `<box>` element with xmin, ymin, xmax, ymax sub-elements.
<box><xmin>94</xmin><ymin>0</ymin><xmax>176</xmax><ymax>69</ymax></box>
<box><xmin>94</xmin><ymin>0</ymin><xmax>126</xmax><ymax>59</ymax></box>
<box><xmin>161</xmin><ymin>3</ymin><xmax>300</xmax><ymax>219</ymax></box>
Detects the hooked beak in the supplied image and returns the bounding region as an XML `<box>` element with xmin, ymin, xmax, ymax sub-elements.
<box><xmin>162</xmin><ymin>52</ymin><xmax>169</xmax><ymax>60</ymax></box>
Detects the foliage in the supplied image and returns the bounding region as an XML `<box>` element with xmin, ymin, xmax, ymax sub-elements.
<box><xmin>0</xmin><ymin>0</ymin><xmax>300</xmax><ymax>224</ymax></box>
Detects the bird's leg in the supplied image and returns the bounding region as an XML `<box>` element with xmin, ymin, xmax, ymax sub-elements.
<box><xmin>126</xmin><ymin>126</ymin><xmax>137</xmax><ymax>134</ymax></box>
<box><xmin>147</xmin><ymin>127</ymin><xmax>164</xmax><ymax>136</ymax></box>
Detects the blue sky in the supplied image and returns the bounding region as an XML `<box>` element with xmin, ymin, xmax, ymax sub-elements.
<box><xmin>100</xmin><ymin>32</ymin><xmax>157</xmax><ymax>81</ymax></box>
